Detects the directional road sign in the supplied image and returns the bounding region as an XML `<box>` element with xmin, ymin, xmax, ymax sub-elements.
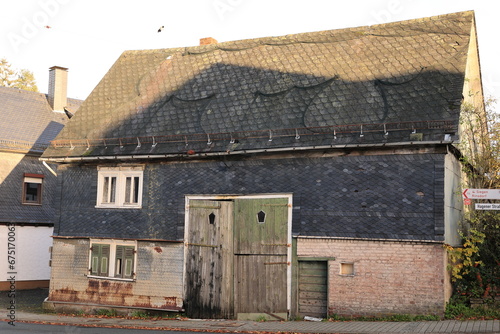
<box><xmin>462</xmin><ymin>188</ymin><xmax>500</xmax><ymax>200</ymax></box>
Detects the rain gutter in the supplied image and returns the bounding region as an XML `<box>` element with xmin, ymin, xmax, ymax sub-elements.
<box><xmin>40</xmin><ymin>140</ymin><xmax>456</xmax><ymax>163</ymax></box>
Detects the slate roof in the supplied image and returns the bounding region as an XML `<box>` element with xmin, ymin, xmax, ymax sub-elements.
<box><xmin>0</xmin><ymin>86</ymin><xmax>82</xmax><ymax>153</ymax></box>
<box><xmin>42</xmin><ymin>11</ymin><xmax>475</xmax><ymax>159</ymax></box>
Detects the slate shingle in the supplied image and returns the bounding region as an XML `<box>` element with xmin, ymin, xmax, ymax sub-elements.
<box><xmin>42</xmin><ymin>11</ymin><xmax>474</xmax><ymax>159</ymax></box>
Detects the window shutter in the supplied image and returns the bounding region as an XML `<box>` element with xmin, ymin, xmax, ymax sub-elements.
<box><xmin>124</xmin><ymin>246</ymin><xmax>135</xmax><ymax>278</ymax></box>
<box><xmin>115</xmin><ymin>245</ymin><xmax>124</xmax><ymax>278</ymax></box>
<box><xmin>92</xmin><ymin>244</ymin><xmax>110</xmax><ymax>276</ymax></box>
<box><xmin>115</xmin><ymin>245</ymin><xmax>135</xmax><ymax>278</ymax></box>
<box><xmin>100</xmin><ymin>244</ymin><xmax>110</xmax><ymax>276</ymax></box>
<box><xmin>91</xmin><ymin>245</ymin><xmax>99</xmax><ymax>275</ymax></box>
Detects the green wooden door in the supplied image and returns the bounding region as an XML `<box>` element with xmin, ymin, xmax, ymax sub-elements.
<box><xmin>233</xmin><ymin>198</ymin><xmax>289</xmax><ymax>320</ymax></box>
<box><xmin>298</xmin><ymin>261</ymin><xmax>328</xmax><ymax>318</ymax></box>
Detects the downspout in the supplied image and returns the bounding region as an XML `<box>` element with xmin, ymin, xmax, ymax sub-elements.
<box><xmin>43</xmin><ymin>160</ymin><xmax>57</xmax><ymax>176</ymax></box>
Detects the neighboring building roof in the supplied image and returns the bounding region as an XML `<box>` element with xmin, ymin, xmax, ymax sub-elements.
<box><xmin>0</xmin><ymin>86</ymin><xmax>82</xmax><ymax>153</ymax></box>
<box><xmin>43</xmin><ymin>11</ymin><xmax>476</xmax><ymax>160</ymax></box>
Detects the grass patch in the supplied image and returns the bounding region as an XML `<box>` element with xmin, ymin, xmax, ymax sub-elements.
<box><xmin>130</xmin><ymin>310</ymin><xmax>150</xmax><ymax>318</ymax></box>
<box><xmin>445</xmin><ymin>299</ymin><xmax>500</xmax><ymax>320</ymax></box>
<box><xmin>95</xmin><ymin>308</ymin><xmax>118</xmax><ymax>317</ymax></box>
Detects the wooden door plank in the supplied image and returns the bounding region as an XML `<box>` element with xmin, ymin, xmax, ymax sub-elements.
<box><xmin>186</xmin><ymin>200</ymin><xmax>233</xmax><ymax>319</ymax></box>
<box><xmin>234</xmin><ymin>198</ymin><xmax>288</xmax><ymax>255</ymax></box>
<box><xmin>298</xmin><ymin>261</ymin><xmax>328</xmax><ymax>318</ymax></box>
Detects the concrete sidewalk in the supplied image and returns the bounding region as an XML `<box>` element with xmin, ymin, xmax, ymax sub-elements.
<box><xmin>4</xmin><ymin>311</ymin><xmax>499</xmax><ymax>333</ymax></box>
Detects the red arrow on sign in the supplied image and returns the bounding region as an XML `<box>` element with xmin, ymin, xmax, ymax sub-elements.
<box><xmin>463</xmin><ymin>188</ymin><xmax>469</xmax><ymax>199</ymax></box>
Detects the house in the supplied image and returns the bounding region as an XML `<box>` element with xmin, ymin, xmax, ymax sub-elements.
<box><xmin>0</xmin><ymin>67</ymin><xmax>82</xmax><ymax>290</ymax></box>
<box><xmin>41</xmin><ymin>11</ymin><xmax>485</xmax><ymax>318</ymax></box>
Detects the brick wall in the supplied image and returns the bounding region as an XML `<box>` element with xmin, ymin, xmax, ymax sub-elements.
<box><xmin>297</xmin><ymin>237</ymin><xmax>446</xmax><ymax>316</ymax></box>
<box><xmin>48</xmin><ymin>238</ymin><xmax>184</xmax><ymax>311</ymax></box>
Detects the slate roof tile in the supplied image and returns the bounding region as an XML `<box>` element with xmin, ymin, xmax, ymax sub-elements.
<box><xmin>0</xmin><ymin>86</ymin><xmax>81</xmax><ymax>152</ymax></box>
<box><xmin>43</xmin><ymin>11</ymin><xmax>474</xmax><ymax>159</ymax></box>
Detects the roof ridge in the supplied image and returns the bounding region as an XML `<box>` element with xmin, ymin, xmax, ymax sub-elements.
<box><xmin>0</xmin><ymin>85</ymin><xmax>45</xmax><ymax>97</ymax></box>
<box><xmin>126</xmin><ymin>11</ymin><xmax>474</xmax><ymax>58</ymax></box>
<box><xmin>367</xmin><ymin>10</ymin><xmax>474</xmax><ymax>29</ymax></box>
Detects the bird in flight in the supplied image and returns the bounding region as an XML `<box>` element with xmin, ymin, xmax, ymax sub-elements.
<box><xmin>158</xmin><ymin>26</ymin><xmax>164</xmax><ymax>33</ymax></box>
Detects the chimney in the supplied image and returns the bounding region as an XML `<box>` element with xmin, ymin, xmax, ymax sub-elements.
<box><xmin>200</xmin><ymin>37</ymin><xmax>218</xmax><ymax>46</ymax></box>
<box><xmin>48</xmin><ymin>66</ymin><xmax>68</xmax><ymax>112</ymax></box>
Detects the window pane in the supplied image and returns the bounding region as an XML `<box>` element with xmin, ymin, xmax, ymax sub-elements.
<box><xmin>340</xmin><ymin>263</ymin><xmax>354</xmax><ymax>275</ymax></box>
<box><xmin>110</xmin><ymin>177</ymin><xmax>116</xmax><ymax>203</ymax></box>
<box><xmin>125</xmin><ymin>177</ymin><xmax>131</xmax><ymax>203</ymax></box>
<box><xmin>103</xmin><ymin>177</ymin><xmax>116</xmax><ymax>203</ymax></box>
<box><xmin>116</xmin><ymin>258</ymin><xmax>122</xmax><ymax>276</ymax></box>
<box><xmin>25</xmin><ymin>183</ymin><xmax>39</xmax><ymax>202</ymax></box>
<box><xmin>103</xmin><ymin>177</ymin><xmax>109</xmax><ymax>202</ymax></box>
<box><xmin>133</xmin><ymin>177</ymin><xmax>140</xmax><ymax>203</ymax></box>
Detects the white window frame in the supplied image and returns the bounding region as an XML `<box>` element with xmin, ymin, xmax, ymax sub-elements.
<box><xmin>88</xmin><ymin>239</ymin><xmax>137</xmax><ymax>281</ymax></box>
<box><xmin>96</xmin><ymin>166</ymin><xmax>144</xmax><ymax>208</ymax></box>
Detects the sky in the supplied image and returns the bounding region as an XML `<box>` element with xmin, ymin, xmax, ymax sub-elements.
<box><xmin>1</xmin><ymin>0</ymin><xmax>499</xmax><ymax>110</ymax></box>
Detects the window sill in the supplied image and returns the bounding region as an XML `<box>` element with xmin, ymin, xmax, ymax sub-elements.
<box><xmin>22</xmin><ymin>202</ymin><xmax>42</xmax><ymax>206</ymax></box>
<box><xmin>87</xmin><ymin>275</ymin><xmax>135</xmax><ymax>282</ymax></box>
<box><xmin>95</xmin><ymin>205</ymin><xmax>142</xmax><ymax>209</ymax></box>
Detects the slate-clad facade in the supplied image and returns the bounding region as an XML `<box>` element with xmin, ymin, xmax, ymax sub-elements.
<box><xmin>55</xmin><ymin>152</ymin><xmax>445</xmax><ymax>241</ymax></box>
<box><xmin>42</xmin><ymin>11</ymin><xmax>485</xmax><ymax>318</ymax></box>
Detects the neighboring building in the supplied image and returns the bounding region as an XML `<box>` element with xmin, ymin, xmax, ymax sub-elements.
<box><xmin>41</xmin><ymin>11</ymin><xmax>485</xmax><ymax>318</ymax></box>
<box><xmin>0</xmin><ymin>67</ymin><xmax>81</xmax><ymax>290</ymax></box>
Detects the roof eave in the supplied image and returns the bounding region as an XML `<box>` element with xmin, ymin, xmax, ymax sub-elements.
<box><xmin>40</xmin><ymin>140</ymin><xmax>456</xmax><ymax>163</ymax></box>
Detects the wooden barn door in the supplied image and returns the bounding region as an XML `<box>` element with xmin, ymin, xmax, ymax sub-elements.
<box><xmin>233</xmin><ymin>198</ymin><xmax>289</xmax><ymax>320</ymax></box>
<box><xmin>298</xmin><ymin>261</ymin><xmax>328</xmax><ymax>318</ymax></box>
<box><xmin>185</xmin><ymin>200</ymin><xmax>234</xmax><ymax>319</ymax></box>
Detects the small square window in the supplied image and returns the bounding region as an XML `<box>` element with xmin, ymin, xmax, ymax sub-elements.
<box><xmin>22</xmin><ymin>174</ymin><xmax>43</xmax><ymax>205</ymax></box>
<box><xmin>340</xmin><ymin>262</ymin><xmax>354</xmax><ymax>276</ymax></box>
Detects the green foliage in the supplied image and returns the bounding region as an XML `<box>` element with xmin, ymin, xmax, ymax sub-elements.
<box><xmin>130</xmin><ymin>310</ymin><xmax>150</xmax><ymax>318</ymax></box>
<box><xmin>95</xmin><ymin>308</ymin><xmax>117</xmax><ymax>317</ymax></box>
<box><xmin>445</xmin><ymin>228</ymin><xmax>484</xmax><ymax>283</ymax></box>
<box><xmin>14</xmin><ymin>68</ymin><xmax>39</xmax><ymax>92</ymax></box>
<box><xmin>445</xmin><ymin>296</ymin><xmax>500</xmax><ymax>320</ymax></box>
<box><xmin>447</xmin><ymin>212</ymin><xmax>500</xmax><ymax>301</ymax></box>
<box><xmin>255</xmin><ymin>315</ymin><xmax>268</xmax><ymax>322</ymax></box>
<box><xmin>0</xmin><ymin>58</ymin><xmax>38</xmax><ymax>92</ymax></box>
<box><xmin>449</xmin><ymin>95</ymin><xmax>500</xmax><ymax>307</ymax></box>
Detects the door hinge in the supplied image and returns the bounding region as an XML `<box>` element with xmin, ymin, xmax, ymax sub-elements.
<box><xmin>186</xmin><ymin>242</ymin><xmax>218</xmax><ymax>248</ymax></box>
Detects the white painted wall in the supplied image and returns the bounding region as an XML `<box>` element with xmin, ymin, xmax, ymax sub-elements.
<box><xmin>444</xmin><ymin>152</ymin><xmax>463</xmax><ymax>247</ymax></box>
<box><xmin>1</xmin><ymin>225</ymin><xmax>53</xmax><ymax>281</ymax></box>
